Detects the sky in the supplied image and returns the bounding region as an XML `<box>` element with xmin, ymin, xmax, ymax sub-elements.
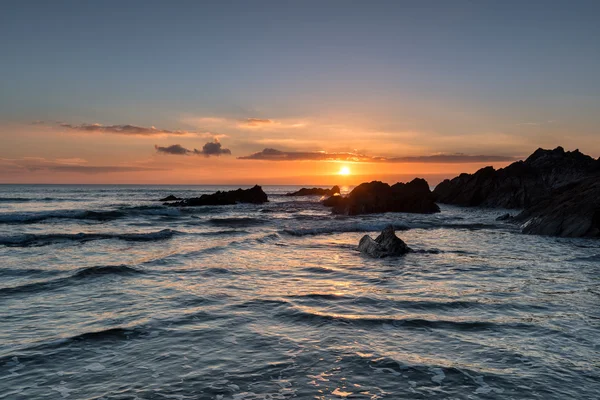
<box><xmin>1</xmin><ymin>0</ymin><xmax>599</xmax><ymax>184</ymax></box>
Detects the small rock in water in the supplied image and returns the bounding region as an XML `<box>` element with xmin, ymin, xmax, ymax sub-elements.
<box><xmin>159</xmin><ymin>195</ymin><xmax>182</xmax><ymax>202</ymax></box>
<box><xmin>285</xmin><ymin>186</ymin><xmax>340</xmax><ymax>197</ymax></box>
<box><xmin>358</xmin><ymin>225</ymin><xmax>412</xmax><ymax>258</ymax></box>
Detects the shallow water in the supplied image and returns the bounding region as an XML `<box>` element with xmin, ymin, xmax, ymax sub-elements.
<box><xmin>1</xmin><ymin>185</ymin><xmax>599</xmax><ymax>399</ymax></box>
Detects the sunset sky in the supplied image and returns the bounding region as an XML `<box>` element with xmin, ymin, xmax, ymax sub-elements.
<box><xmin>1</xmin><ymin>1</ymin><xmax>599</xmax><ymax>184</ymax></box>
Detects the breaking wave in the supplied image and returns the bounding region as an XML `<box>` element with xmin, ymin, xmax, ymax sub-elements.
<box><xmin>0</xmin><ymin>229</ymin><xmax>180</xmax><ymax>247</ymax></box>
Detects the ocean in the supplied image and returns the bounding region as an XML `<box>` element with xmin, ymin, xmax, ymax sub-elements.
<box><xmin>1</xmin><ymin>184</ymin><xmax>599</xmax><ymax>399</ymax></box>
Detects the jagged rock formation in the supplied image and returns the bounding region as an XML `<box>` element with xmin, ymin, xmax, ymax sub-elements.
<box><xmin>167</xmin><ymin>185</ymin><xmax>268</xmax><ymax>206</ymax></box>
<box><xmin>285</xmin><ymin>186</ymin><xmax>340</xmax><ymax>196</ymax></box>
<box><xmin>325</xmin><ymin>178</ymin><xmax>439</xmax><ymax>215</ymax></box>
<box><xmin>358</xmin><ymin>225</ymin><xmax>412</xmax><ymax>257</ymax></box>
<box><xmin>434</xmin><ymin>147</ymin><xmax>599</xmax><ymax>208</ymax></box>
<box><xmin>515</xmin><ymin>177</ymin><xmax>600</xmax><ymax>237</ymax></box>
<box><xmin>433</xmin><ymin>147</ymin><xmax>600</xmax><ymax>237</ymax></box>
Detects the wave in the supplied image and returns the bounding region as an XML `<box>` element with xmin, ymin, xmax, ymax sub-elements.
<box><xmin>71</xmin><ymin>264</ymin><xmax>144</xmax><ymax>278</ymax></box>
<box><xmin>0</xmin><ymin>209</ymin><xmax>126</xmax><ymax>224</ymax></box>
<box><xmin>207</xmin><ymin>217</ymin><xmax>268</xmax><ymax>227</ymax></box>
<box><xmin>281</xmin><ymin>222</ymin><xmax>410</xmax><ymax>236</ymax></box>
<box><xmin>0</xmin><ymin>229</ymin><xmax>179</xmax><ymax>247</ymax></box>
<box><xmin>231</xmin><ymin>298</ymin><xmax>545</xmax><ymax>332</ymax></box>
<box><xmin>195</xmin><ymin>229</ymin><xmax>250</xmax><ymax>236</ymax></box>
<box><xmin>0</xmin><ymin>265</ymin><xmax>144</xmax><ymax>297</ymax></box>
<box><xmin>279</xmin><ymin>308</ymin><xmax>534</xmax><ymax>331</ymax></box>
<box><xmin>567</xmin><ymin>254</ymin><xmax>600</xmax><ymax>262</ymax></box>
<box><xmin>0</xmin><ymin>204</ymin><xmax>191</xmax><ymax>224</ymax></box>
<box><xmin>0</xmin><ymin>197</ymin><xmax>34</xmax><ymax>203</ymax></box>
<box><xmin>0</xmin><ymin>197</ymin><xmax>87</xmax><ymax>203</ymax></box>
<box><xmin>287</xmin><ymin>294</ymin><xmax>550</xmax><ymax>312</ymax></box>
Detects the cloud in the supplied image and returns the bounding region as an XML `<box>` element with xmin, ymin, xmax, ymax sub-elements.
<box><xmin>238</xmin><ymin>148</ymin><xmax>519</xmax><ymax>163</ymax></box>
<box><xmin>238</xmin><ymin>148</ymin><xmax>372</xmax><ymax>162</ymax></box>
<box><xmin>57</xmin><ymin>122</ymin><xmax>216</xmax><ymax>137</ymax></box>
<box><xmin>198</xmin><ymin>140</ymin><xmax>232</xmax><ymax>157</ymax></box>
<box><xmin>243</xmin><ymin>118</ymin><xmax>274</xmax><ymax>127</ymax></box>
<box><xmin>154</xmin><ymin>144</ymin><xmax>191</xmax><ymax>155</ymax></box>
<box><xmin>155</xmin><ymin>140</ymin><xmax>232</xmax><ymax>157</ymax></box>
<box><xmin>181</xmin><ymin>116</ymin><xmax>306</xmax><ymax>130</ymax></box>
<box><xmin>0</xmin><ymin>157</ymin><xmax>166</xmax><ymax>174</ymax></box>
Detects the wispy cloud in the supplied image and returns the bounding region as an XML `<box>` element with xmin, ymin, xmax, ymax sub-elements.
<box><xmin>155</xmin><ymin>140</ymin><xmax>232</xmax><ymax>157</ymax></box>
<box><xmin>56</xmin><ymin>122</ymin><xmax>219</xmax><ymax>138</ymax></box>
<box><xmin>0</xmin><ymin>157</ymin><xmax>167</xmax><ymax>174</ymax></box>
<box><xmin>238</xmin><ymin>148</ymin><xmax>519</xmax><ymax>163</ymax></box>
<box><xmin>243</xmin><ymin>118</ymin><xmax>274</xmax><ymax>127</ymax></box>
<box><xmin>182</xmin><ymin>116</ymin><xmax>306</xmax><ymax>130</ymax></box>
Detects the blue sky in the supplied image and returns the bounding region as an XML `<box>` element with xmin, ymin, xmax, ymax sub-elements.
<box><xmin>0</xmin><ymin>0</ymin><xmax>599</xmax><ymax>183</ymax></box>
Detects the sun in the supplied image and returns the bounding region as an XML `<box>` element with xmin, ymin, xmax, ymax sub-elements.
<box><xmin>339</xmin><ymin>166</ymin><xmax>351</xmax><ymax>176</ymax></box>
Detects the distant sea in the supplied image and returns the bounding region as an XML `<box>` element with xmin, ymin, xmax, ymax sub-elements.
<box><xmin>1</xmin><ymin>184</ymin><xmax>599</xmax><ymax>399</ymax></box>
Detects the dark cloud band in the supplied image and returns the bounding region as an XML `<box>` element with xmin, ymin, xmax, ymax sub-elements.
<box><xmin>155</xmin><ymin>141</ymin><xmax>231</xmax><ymax>157</ymax></box>
<box><xmin>60</xmin><ymin>123</ymin><xmax>196</xmax><ymax>136</ymax></box>
<box><xmin>238</xmin><ymin>148</ymin><xmax>518</xmax><ymax>163</ymax></box>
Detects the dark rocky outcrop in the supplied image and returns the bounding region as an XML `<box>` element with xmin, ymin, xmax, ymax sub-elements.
<box><xmin>358</xmin><ymin>225</ymin><xmax>412</xmax><ymax>258</ymax></box>
<box><xmin>326</xmin><ymin>178</ymin><xmax>439</xmax><ymax>215</ymax></box>
<box><xmin>433</xmin><ymin>147</ymin><xmax>600</xmax><ymax>237</ymax></box>
<box><xmin>433</xmin><ymin>147</ymin><xmax>599</xmax><ymax>209</ymax></box>
<box><xmin>285</xmin><ymin>186</ymin><xmax>340</xmax><ymax>197</ymax></box>
<box><xmin>159</xmin><ymin>195</ymin><xmax>182</xmax><ymax>202</ymax></box>
<box><xmin>515</xmin><ymin>177</ymin><xmax>600</xmax><ymax>237</ymax></box>
<box><xmin>322</xmin><ymin>194</ymin><xmax>344</xmax><ymax>207</ymax></box>
<box><xmin>167</xmin><ymin>185</ymin><xmax>268</xmax><ymax>206</ymax></box>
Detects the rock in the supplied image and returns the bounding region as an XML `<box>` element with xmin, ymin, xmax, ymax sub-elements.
<box><xmin>358</xmin><ymin>225</ymin><xmax>412</xmax><ymax>258</ymax></box>
<box><xmin>515</xmin><ymin>177</ymin><xmax>600</xmax><ymax>237</ymax></box>
<box><xmin>285</xmin><ymin>186</ymin><xmax>340</xmax><ymax>196</ymax></box>
<box><xmin>433</xmin><ymin>147</ymin><xmax>599</xmax><ymax>209</ymax></box>
<box><xmin>496</xmin><ymin>213</ymin><xmax>513</xmax><ymax>221</ymax></box>
<box><xmin>322</xmin><ymin>194</ymin><xmax>344</xmax><ymax>207</ymax></box>
<box><xmin>328</xmin><ymin>178</ymin><xmax>439</xmax><ymax>215</ymax></box>
<box><xmin>159</xmin><ymin>195</ymin><xmax>182</xmax><ymax>202</ymax></box>
<box><xmin>168</xmin><ymin>185</ymin><xmax>268</xmax><ymax>206</ymax></box>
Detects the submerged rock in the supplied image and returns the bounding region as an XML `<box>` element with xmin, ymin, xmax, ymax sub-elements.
<box><xmin>327</xmin><ymin>178</ymin><xmax>439</xmax><ymax>215</ymax></box>
<box><xmin>496</xmin><ymin>213</ymin><xmax>513</xmax><ymax>221</ymax></box>
<box><xmin>168</xmin><ymin>185</ymin><xmax>268</xmax><ymax>206</ymax></box>
<box><xmin>159</xmin><ymin>195</ymin><xmax>182</xmax><ymax>202</ymax></box>
<box><xmin>358</xmin><ymin>225</ymin><xmax>412</xmax><ymax>258</ymax></box>
<box><xmin>285</xmin><ymin>186</ymin><xmax>340</xmax><ymax>196</ymax></box>
<box><xmin>516</xmin><ymin>177</ymin><xmax>600</xmax><ymax>237</ymax></box>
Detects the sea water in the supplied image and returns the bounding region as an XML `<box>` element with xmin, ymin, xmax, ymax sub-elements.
<box><xmin>1</xmin><ymin>185</ymin><xmax>599</xmax><ymax>399</ymax></box>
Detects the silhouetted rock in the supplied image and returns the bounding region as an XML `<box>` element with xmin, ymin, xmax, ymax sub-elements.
<box><xmin>322</xmin><ymin>194</ymin><xmax>344</xmax><ymax>207</ymax></box>
<box><xmin>515</xmin><ymin>177</ymin><xmax>600</xmax><ymax>237</ymax></box>
<box><xmin>285</xmin><ymin>186</ymin><xmax>340</xmax><ymax>196</ymax></box>
<box><xmin>327</xmin><ymin>178</ymin><xmax>439</xmax><ymax>215</ymax></box>
<box><xmin>159</xmin><ymin>195</ymin><xmax>182</xmax><ymax>202</ymax></box>
<box><xmin>168</xmin><ymin>185</ymin><xmax>268</xmax><ymax>206</ymax></box>
<box><xmin>434</xmin><ymin>147</ymin><xmax>599</xmax><ymax>208</ymax></box>
<box><xmin>358</xmin><ymin>225</ymin><xmax>412</xmax><ymax>258</ymax></box>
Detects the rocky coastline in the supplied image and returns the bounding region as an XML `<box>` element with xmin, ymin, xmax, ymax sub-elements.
<box><xmin>158</xmin><ymin>147</ymin><xmax>599</xmax><ymax>238</ymax></box>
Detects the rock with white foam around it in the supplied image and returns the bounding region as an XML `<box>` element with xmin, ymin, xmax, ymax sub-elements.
<box><xmin>358</xmin><ymin>225</ymin><xmax>412</xmax><ymax>258</ymax></box>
